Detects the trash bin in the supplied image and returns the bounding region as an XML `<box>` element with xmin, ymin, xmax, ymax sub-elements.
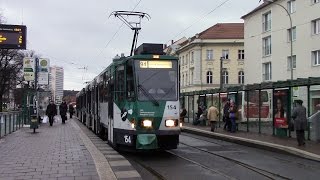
<box><xmin>309</xmin><ymin>111</ymin><xmax>320</xmax><ymax>142</ymax></box>
<box><xmin>30</xmin><ymin>115</ymin><xmax>38</xmax><ymax>133</ymax></box>
<box><xmin>276</xmin><ymin>128</ymin><xmax>287</xmax><ymax>137</ymax></box>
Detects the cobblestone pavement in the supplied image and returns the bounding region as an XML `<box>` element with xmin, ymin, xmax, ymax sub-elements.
<box><xmin>0</xmin><ymin>120</ymin><xmax>100</xmax><ymax>180</ymax></box>
<box><xmin>73</xmin><ymin>120</ymin><xmax>141</xmax><ymax>180</ymax></box>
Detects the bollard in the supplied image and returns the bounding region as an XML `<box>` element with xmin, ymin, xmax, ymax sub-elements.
<box><xmin>30</xmin><ymin>115</ymin><xmax>38</xmax><ymax>133</ymax></box>
<box><xmin>0</xmin><ymin>114</ymin><xmax>2</xmax><ymax>138</ymax></box>
<box><xmin>4</xmin><ymin>114</ymin><xmax>7</xmax><ymax>135</ymax></box>
<box><xmin>9</xmin><ymin>114</ymin><xmax>11</xmax><ymax>134</ymax></box>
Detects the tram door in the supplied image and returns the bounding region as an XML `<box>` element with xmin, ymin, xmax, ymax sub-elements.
<box><xmin>108</xmin><ymin>107</ymin><xmax>114</xmax><ymax>144</ymax></box>
<box><xmin>107</xmin><ymin>81</ymin><xmax>115</xmax><ymax>144</ymax></box>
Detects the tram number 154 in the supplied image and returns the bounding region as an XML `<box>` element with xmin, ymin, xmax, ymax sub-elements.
<box><xmin>167</xmin><ymin>105</ymin><xmax>177</xmax><ymax>110</ymax></box>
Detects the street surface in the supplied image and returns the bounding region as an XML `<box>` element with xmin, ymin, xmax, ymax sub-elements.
<box><xmin>123</xmin><ymin>132</ymin><xmax>320</xmax><ymax>180</ymax></box>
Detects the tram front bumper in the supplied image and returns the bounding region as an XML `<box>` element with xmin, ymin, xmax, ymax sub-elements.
<box><xmin>136</xmin><ymin>134</ymin><xmax>158</xmax><ymax>150</ymax></box>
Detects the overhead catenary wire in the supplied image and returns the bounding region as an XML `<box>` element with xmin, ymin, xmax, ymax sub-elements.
<box><xmin>93</xmin><ymin>0</ymin><xmax>143</xmax><ymax>72</ymax></box>
<box><xmin>165</xmin><ymin>0</ymin><xmax>232</xmax><ymax>44</ymax></box>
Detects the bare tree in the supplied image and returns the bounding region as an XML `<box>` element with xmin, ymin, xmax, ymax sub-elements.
<box><xmin>0</xmin><ymin>49</ymin><xmax>25</xmax><ymax>111</ymax></box>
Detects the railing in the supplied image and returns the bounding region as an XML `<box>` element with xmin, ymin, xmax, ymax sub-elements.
<box><xmin>0</xmin><ymin>111</ymin><xmax>24</xmax><ymax>138</ymax></box>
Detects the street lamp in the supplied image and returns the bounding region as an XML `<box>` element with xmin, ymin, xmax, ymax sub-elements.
<box><xmin>265</xmin><ymin>0</ymin><xmax>293</xmax><ymax>81</ymax></box>
<box><xmin>220</xmin><ymin>57</ymin><xmax>223</xmax><ymax>90</ymax></box>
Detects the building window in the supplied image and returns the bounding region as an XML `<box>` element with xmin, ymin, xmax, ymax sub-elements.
<box><xmin>222</xmin><ymin>71</ymin><xmax>229</xmax><ymax>84</ymax></box>
<box><xmin>207</xmin><ymin>71</ymin><xmax>213</xmax><ymax>84</ymax></box>
<box><xmin>182</xmin><ymin>74</ymin><xmax>184</xmax><ymax>87</ymax></box>
<box><xmin>312</xmin><ymin>0</ymin><xmax>319</xmax><ymax>4</ymax></box>
<box><xmin>186</xmin><ymin>74</ymin><xmax>188</xmax><ymax>86</ymax></box>
<box><xmin>262</xmin><ymin>11</ymin><xmax>271</xmax><ymax>32</ymax></box>
<box><xmin>288</xmin><ymin>27</ymin><xmax>296</xmax><ymax>41</ymax></box>
<box><xmin>182</xmin><ymin>56</ymin><xmax>184</xmax><ymax>65</ymax></box>
<box><xmin>191</xmin><ymin>51</ymin><xmax>194</xmax><ymax>64</ymax></box>
<box><xmin>206</xmin><ymin>50</ymin><xmax>213</xmax><ymax>60</ymax></box>
<box><xmin>312</xmin><ymin>50</ymin><xmax>320</xmax><ymax>65</ymax></box>
<box><xmin>263</xmin><ymin>36</ymin><xmax>272</xmax><ymax>56</ymax></box>
<box><xmin>238</xmin><ymin>71</ymin><xmax>244</xmax><ymax>84</ymax></box>
<box><xmin>287</xmin><ymin>55</ymin><xmax>296</xmax><ymax>70</ymax></box>
<box><xmin>222</xmin><ymin>50</ymin><xmax>229</xmax><ymax>59</ymax></box>
<box><xmin>312</xmin><ymin>19</ymin><xmax>320</xmax><ymax>35</ymax></box>
<box><xmin>287</xmin><ymin>0</ymin><xmax>296</xmax><ymax>14</ymax></box>
<box><xmin>238</xmin><ymin>50</ymin><xmax>245</xmax><ymax>60</ymax></box>
<box><xmin>263</xmin><ymin>62</ymin><xmax>272</xmax><ymax>81</ymax></box>
<box><xmin>190</xmin><ymin>71</ymin><xmax>193</xmax><ymax>85</ymax></box>
<box><xmin>186</xmin><ymin>54</ymin><xmax>189</xmax><ymax>65</ymax></box>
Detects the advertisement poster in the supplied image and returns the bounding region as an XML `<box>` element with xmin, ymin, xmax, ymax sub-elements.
<box><xmin>273</xmin><ymin>89</ymin><xmax>289</xmax><ymax>128</ymax></box>
<box><xmin>23</xmin><ymin>57</ymin><xmax>35</xmax><ymax>81</ymax></box>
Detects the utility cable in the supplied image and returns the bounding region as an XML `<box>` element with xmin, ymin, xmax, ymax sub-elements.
<box><xmin>165</xmin><ymin>0</ymin><xmax>232</xmax><ymax>44</ymax></box>
<box><xmin>94</xmin><ymin>0</ymin><xmax>142</xmax><ymax>72</ymax></box>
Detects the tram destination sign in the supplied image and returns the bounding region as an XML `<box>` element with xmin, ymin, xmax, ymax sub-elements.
<box><xmin>139</xmin><ymin>61</ymin><xmax>172</xmax><ymax>69</ymax></box>
<box><xmin>0</xmin><ymin>24</ymin><xmax>27</xmax><ymax>49</ymax></box>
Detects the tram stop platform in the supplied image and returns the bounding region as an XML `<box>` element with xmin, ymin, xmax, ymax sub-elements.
<box><xmin>0</xmin><ymin>118</ymin><xmax>141</xmax><ymax>180</ymax></box>
<box><xmin>181</xmin><ymin>122</ymin><xmax>320</xmax><ymax>162</ymax></box>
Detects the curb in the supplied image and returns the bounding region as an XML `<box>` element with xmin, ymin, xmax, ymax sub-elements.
<box><xmin>181</xmin><ymin>126</ymin><xmax>320</xmax><ymax>163</ymax></box>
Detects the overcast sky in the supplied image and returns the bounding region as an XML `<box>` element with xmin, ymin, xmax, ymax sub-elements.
<box><xmin>0</xmin><ymin>0</ymin><xmax>261</xmax><ymax>91</ymax></box>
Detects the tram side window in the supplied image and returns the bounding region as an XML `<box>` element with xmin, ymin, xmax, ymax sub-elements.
<box><xmin>126</xmin><ymin>61</ymin><xmax>135</xmax><ymax>100</ymax></box>
<box><xmin>115</xmin><ymin>65</ymin><xmax>125</xmax><ymax>101</ymax></box>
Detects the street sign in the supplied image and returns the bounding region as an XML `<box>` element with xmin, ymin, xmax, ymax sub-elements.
<box><xmin>38</xmin><ymin>58</ymin><xmax>50</xmax><ymax>85</ymax></box>
<box><xmin>23</xmin><ymin>57</ymin><xmax>35</xmax><ymax>81</ymax></box>
<box><xmin>0</xmin><ymin>24</ymin><xmax>27</xmax><ymax>49</ymax></box>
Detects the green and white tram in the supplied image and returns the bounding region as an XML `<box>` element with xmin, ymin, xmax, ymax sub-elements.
<box><xmin>76</xmin><ymin>43</ymin><xmax>180</xmax><ymax>150</ymax></box>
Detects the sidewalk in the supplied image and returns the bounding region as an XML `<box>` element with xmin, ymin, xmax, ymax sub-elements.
<box><xmin>181</xmin><ymin>122</ymin><xmax>320</xmax><ymax>162</ymax></box>
<box><xmin>0</xmin><ymin>118</ymin><xmax>115</xmax><ymax>180</ymax></box>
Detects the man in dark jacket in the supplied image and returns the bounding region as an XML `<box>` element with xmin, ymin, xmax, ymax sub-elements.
<box><xmin>59</xmin><ymin>101</ymin><xmax>68</xmax><ymax>124</ymax></box>
<box><xmin>46</xmin><ymin>101</ymin><xmax>57</xmax><ymax>126</ymax></box>
<box><xmin>223</xmin><ymin>99</ymin><xmax>231</xmax><ymax>131</ymax></box>
<box><xmin>291</xmin><ymin>99</ymin><xmax>307</xmax><ymax>146</ymax></box>
<box><xmin>180</xmin><ymin>108</ymin><xmax>187</xmax><ymax>123</ymax></box>
<box><xmin>69</xmin><ymin>104</ymin><xmax>75</xmax><ymax>119</ymax></box>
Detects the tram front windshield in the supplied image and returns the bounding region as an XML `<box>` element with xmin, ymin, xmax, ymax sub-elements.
<box><xmin>135</xmin><ymin>60</ymin><xmax>178</xmax><ymax>101</ymax></box>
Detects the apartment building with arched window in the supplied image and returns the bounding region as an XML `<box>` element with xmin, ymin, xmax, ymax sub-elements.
<box><xmin>176</xmin><ymin>23</ymin><xmax>245</xmax><ymax>93</ymax></box>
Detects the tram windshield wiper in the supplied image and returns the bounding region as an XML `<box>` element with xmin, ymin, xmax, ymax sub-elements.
<box><xmin>138</xmin><ymin>84</ymin><xmax>159</xmax><ymax>106</ymax></box>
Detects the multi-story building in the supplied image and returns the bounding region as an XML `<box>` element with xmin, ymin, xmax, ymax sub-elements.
<box><xmin>242</xmin><ymin>0</ymin><xmax>320</xmax><ymax>114</ymax></box>
<box><xmin>176</xmin><ymin>23</ymin><xmax>245</xmax><ymax>93</ymax></box>
<box><xmin>242</xmin><ymin>0</ymin><xmax>320</xmax><ymax>84</ymax></box>
<box><xmin>49</xmin><ymin>66</ymin><xmax>64</xmax><ymax>104</ymax></box>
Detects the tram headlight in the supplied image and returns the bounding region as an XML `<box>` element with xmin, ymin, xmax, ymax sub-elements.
<box><xmin>142</xmin><ymin>119</ymin><xmax>152</xmax><ymax>128</ymax></box>
<box><xmin>165</xmin><ymin>119</ymin><xmax>177</xmax><ymax>127</ymax></box>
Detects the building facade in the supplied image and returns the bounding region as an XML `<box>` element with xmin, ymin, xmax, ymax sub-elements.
<box><xmin>176</xmin><ymin>23</ymin><xmax>245</xmax><ymax>93</ymax></box>
<box><xmin>49</xmin><ymin>66</ymin><xmax>64</xmax><ymax>104</ymax></box>
<box><xmin>242</xmin><ymin>0</ymin><xmax>320</xmax><ymax>114</ymax></box>
<box><xmin>242</xmin><ymin>0</ymin><xmax>320</xmax><ymax>84</ymax></box>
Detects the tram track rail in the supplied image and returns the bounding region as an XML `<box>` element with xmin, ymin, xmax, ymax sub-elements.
<box><xmin>124</xmin><ymin>154</ymin><xmax>167</xmax><ymax>180</ymax></box>
<box><xmin>122</xmin><ymin>132</ymin><xmax>293</xmax><ymax>180</ymax></box>
<box><xmin>178</xmin><ymin>133</ymin><xmax>292</xmax><ymax>180</ymax></box>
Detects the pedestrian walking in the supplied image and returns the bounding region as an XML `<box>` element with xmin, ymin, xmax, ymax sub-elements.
<box><xmin>291</xmin><ymin>99</ymin><xmax>308</xmax><ymax>146</ymax></box>
<box><xmin>207</xmin><ymin>105</ymin><xmax>219</xmax><ymax>132</ymax></box>
<box><xmin>180</xmin><ymin>107</ymin><xmax>187</xmax><ymax>123</ymax></box>
<box><xmin>229</xmin><ymin>101</ymin><xmax>238</xmax><ymax>133</ymax></box>
<box><xmin>46</xmin><ymin>101</ymin><xmax>57</xmax><ymax>126</ymax></box>
<box><xmin>59</xmin><ymin>101</ymin><xmax>68</xmax><ymax>124</ymax></box>
<box><xmin>69</xmin><ymin>104</ymin><xmax>75</xmax><ymax>119</ymax></box>
<box><xmin>223</xmin><ymin>99</ymin><xmax>231</xmax><ymax>131</ymax></box>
